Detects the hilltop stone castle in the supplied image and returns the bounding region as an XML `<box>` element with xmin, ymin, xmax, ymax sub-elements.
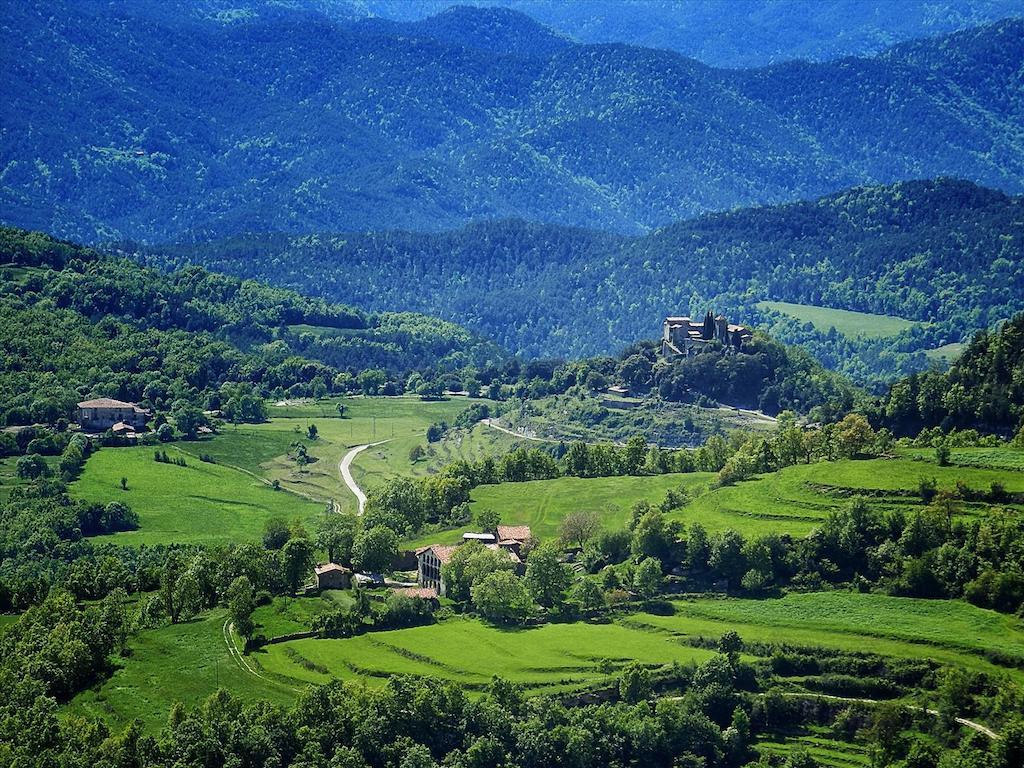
<box><xmin>661</xmin><ymin>312</ymin><xmax>752</xmax><ymax>357</ymax></box>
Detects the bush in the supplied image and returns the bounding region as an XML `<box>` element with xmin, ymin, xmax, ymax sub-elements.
<box><xmin>381</xmin><ymin>593</ymin><xmax>434</xmax><ymax>628</ymax></box>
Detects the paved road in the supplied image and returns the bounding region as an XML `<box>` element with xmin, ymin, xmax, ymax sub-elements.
<box><xmin>339</xmin><ymin>440</ymin><xmax>390</xmax><ymax>515</ymax></box>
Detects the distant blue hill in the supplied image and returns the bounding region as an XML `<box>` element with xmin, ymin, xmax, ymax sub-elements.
<box><xmin>2</xmin><ymin>3</ymin><xmax>1023</xmax><ymax>241</ymax></box>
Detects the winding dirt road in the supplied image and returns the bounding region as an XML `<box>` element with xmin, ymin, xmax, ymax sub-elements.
<box><xmin>339</xmin><ymin>440</ymin><xmax>390</xmax><ymax>515</ymax></box>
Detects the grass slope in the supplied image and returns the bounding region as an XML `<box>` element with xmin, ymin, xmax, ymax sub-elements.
<box><xmin>254</xmin><ymin>617</ymin><xmax>717</xmax><ymax>694</ymax></box>
<box><xmin>406</xmin><ymin>472</ymin><xmax>714</xmax><ymax>548</ymax></box>
<box><xmin>68</xmin><ymin>609</ymin><xmax>297</xmax><ymax>730</ymax></box>
<box><xmin>757</xmin><ymin>301</ymin><xmax>919</xmax><ymax>339</ymax></box>
<box><xmin>253</xmin><ymin>591</ymin><xmax>354</xmax><ymax>638</ymax></box>
<box><xmin>680</xmin><ymin>456</ymin><xmax>1024</xmax><ymax>536</ymax></box>
<box><xmin>70</xmin><ymin>591</ymin><xmax>1024</xmax><ymax>732</ymax></box>
<box><xmin>200</xmin><ymin>397</ymin><xmax>513</xmax><ymax>512</ymax></box>
<box><xmin>73</xmin><ymin>444</ymin><xmax>323</xmax><ymax>547</ymax></box>
<box><xmin>631</xmin><ymin>592</ymin><xmax>1024</xmax><ymax>681</ymax></box>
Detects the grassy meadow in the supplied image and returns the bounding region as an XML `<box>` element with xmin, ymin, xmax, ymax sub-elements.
<box><xmin>253</xmin><ymin>591</ymin><xmax>354</xmax><ymax>638</ymax></box>
<box><xmin>899</xmin><ymin>445</ymin><xmax>1024</xmax><ymax>472</ymax></box>
<box><xmin>68</xmin><ymin>609</ymin><xmax>298</xmax><ymax>730</ymax></box>
<box><xmin>65</xmin><ymin>589</ymin><xmax>1024</xmax><ymax>733</ymax></box>
<box><xmin>757</xmin><ymin>301</ymin><xmax>919</xmax><ymax>339</ymax></box>
<box><xmin>631</xmin><ymin>592</ymin><xmax>1024</xmax><ymax>681</ymax></box>
<box><xmin>0</xmin><ymin>453</ymin><xmax>57</xmax><ymax>503</ymax></box>
<box><xmin>677</xmin><ymin>456</ymin><xmax>1024</xmax><ymax>537</ymax></box>
<box><xmin>924</xmin><ymin>342</ymin><xmax>966</xmax><ymax>364</ymax></box>
<box><xmin>254</xmin><ymin>616</ymin><xmax>719</xmax><ymax>693</ymax></box>
<box><xmin>73</xmin><ymin>444</ymin><xmax>323</xmax><ymax>546</ymax></box>
<box><xmin>405</xmin><ymin>472</ymin><xmax>714</xmax><ymax>548</ymax></box>
<box><xmin>200</xmin><ymin>396</ymin><xmax>513</xmax><ymax>512</ymax></box>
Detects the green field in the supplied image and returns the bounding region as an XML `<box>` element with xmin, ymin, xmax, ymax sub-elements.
<box><xmin>0</xmin><ymin>613</ymin><xmax>19</xmax><ymax>636</ymax></box>
<box><xmin>253</xmin><ymin>591</ymin><xmax>354</xmax><ymax>638</ymax></box>
<box><xmin>924</xmin><ymin>342</ymin><xmax>966</xmax><ymax>364</ymax></box>
<box><xmin>500</xmin><ymin>394</ymin><xmax>776</xmax><ymax>448</ymax></box>
<box><xmin>196</xmin><ymin>397</ymin><xmax>514</xmax><ymax>512</ymax></box>
<box><xmin>679</xmin><ymin>456</ymin><xmax>1024</xmax><ymax>537</ymax></box>
<box><xmin>0</xmin><ymin>453</ymin><xmax>57</xmax><ymax>503</ymax></box>
<box><xmin>73</xmin><ymin>444</ymin><xmax>323</xmax><ymax>546</ymax></box>
<box><xmin>68</xmin><ymin>609</ymin><xmax>297</xmax><ymax>730</ymax></box>
<box><xmin>68</xmin><ymin>590</ymin><xmax>1023</xmax><ymax>732</ymax></box>
<box><xmin>406</xmin><ymin>472</ymin><xmax>714</xmax><ymax>548</ymax></box>
<box><xmin>255</xmin><ymin>616</ymin><xmax>718</xmax><ymax>693</ymax></box>
<box><xmin>757</xmin><ymin>301</ymin><xmax>919</xmax><ymax>339</ymax></box>
<box><xmin>756</xmin><ymin>726</ymin><xmax>871</xmax><ymax>767</ymax></box>
<box><xmin>900</xmin><ymin>446</ymin><xmax>1024</xmax><ymax>472</ymax></box>
<box><xmin>632</xmin><ymin>592</ymin><xmax>1024</xmax><ymax>681</ymax></box>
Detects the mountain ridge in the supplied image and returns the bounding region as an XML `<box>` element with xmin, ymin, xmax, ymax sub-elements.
<box><xmin>133</xmin><ymin>177</ymin><xmax>1024</xmax><ymax>385</ymax></box>
<box><xmin>2</xmin><ymin>6</ymin><xmax>1023</xmax><ymax>242</ymax></box>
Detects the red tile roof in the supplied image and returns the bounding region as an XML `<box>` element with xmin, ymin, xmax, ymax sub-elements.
<box><xmin>496</xmin><ymin>525</ymin><xmax>532</xmax><ymax>543</ymax></box>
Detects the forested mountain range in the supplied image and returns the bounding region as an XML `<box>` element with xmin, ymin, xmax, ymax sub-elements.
<box><xmin>319</xmin><ymin>1</ymin><xmax>1024</xmax><ymax>67</ymax></box>
<box><xmin>3</xmin><ymin>3</ymin><xmax>1024</xmax><ymax>241</ymax></box>
<box><xmin>138</xmin><ymin>179</ymin><xmax>1024</xmax><ymax>386</ymax></box>
<box><xmin>0</xmin><ymin>227</ymin><xmax>503</xmax><ymax>423</ymax></box>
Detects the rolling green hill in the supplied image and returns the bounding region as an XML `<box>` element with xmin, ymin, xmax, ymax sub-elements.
<box><xmin>147</xmin><ymin>179</ymin><xmax>1024</xmax><ymax>386</ymax></box>
<box><xmin>0</xmin><ymin>226</ymin><xmax>504</xmax><ymax>423</ymax></box>
<box><xmin>3</xmin><ymin>3</ymin><xmax>1023</xmax><ymax>241</ymax></box>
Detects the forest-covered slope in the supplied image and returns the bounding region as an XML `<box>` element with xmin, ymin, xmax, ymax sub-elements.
<box><xmin>139</xmin><ymin>179</ymin><xmax>1024</xmax><ymax>385</ymax></box>
<box><xmin>342</xmin><ymin>1</ymin><xmax>1024</xmax><ymax>67</ymax></box>
<box><xmin>2</xmin><ymin>3</ymin><xmax>1023</xmax><ymax>241</ymax></box>
<box><xmin>0</xmin><ymin>227</ymin><xmax>504</xmax><ymax>423</ymax></box>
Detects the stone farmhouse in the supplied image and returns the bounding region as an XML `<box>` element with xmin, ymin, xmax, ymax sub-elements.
<box><xmin>76</xmin><ymin>398</ymin><xmax>150</xmax><ymax>434</ymax></box>
<box><xmin>661</xmin><ymin>312</ymin><xmax>752</xmax><ymax>358</ymax></box>
<box><xmin>313</xmin><ymin>562</ymin><xmax>352</xmax><ymax>590</ymax></box>
<box><xmin>416</xmin><ymin>524</ymin><xmax>533</xmax><ymax>596</ymax></box>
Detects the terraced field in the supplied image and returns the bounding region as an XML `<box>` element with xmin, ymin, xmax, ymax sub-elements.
<box><xmin>632</xmin><ymin>592</ymin><xmax>1024</xmax><ymax>681</ymax></box>
<box><xmin>68</xmin><ymin>590</ymin><xmax>1023</xmax><ymax>733</ymax></box>
<box><xmin>68</xmin><ymin>609</ymin><xmax>298</xmax><ymax>730</ymax></box>
<box><xmin>679</xmin><ymin>456</ymin><xmax>1024</xmax><ymax>536</ymax></box>
<box><xmin>405</xmin><ymin>472</ymin><xmax>714</xmax><ymax>548</ymax></box>
<box><xmin>255</xmin><ymin>617</ymin><xmax>718</xmax><ymax>693</ymax></box>
<box><xmin>756</xmin><ymin>727</ymin><xmax>871</xmax><ymax>767</ymax></box>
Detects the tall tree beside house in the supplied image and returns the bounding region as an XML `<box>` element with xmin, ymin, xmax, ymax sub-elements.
<box><xmin>316</xmin><ymin>512</ymin><xmax>358</xmax><ymax>565</ymax></box>
<box><xmin>524</xmin><ymin>541</ymin><xmax>572</xmax><ymax>609</ymax></box>
<box><xmin>281</xmin><ymin>538</ymin><xmax>314</xmax><ymax>595</ymax></box>
<box><xmin>351</xmin><ymin>526</ymin><xmax>398</xmax><ymax>574</ymax></box>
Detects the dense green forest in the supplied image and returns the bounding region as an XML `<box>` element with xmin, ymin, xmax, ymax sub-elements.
<box><xmin>0</xmin><ymin>227</ymin><xmax>504</xmax><ymax>423</ymax></box>
<box><xmin>142</xmin><ymin>179</ymin><xmax>1024</xmax><ymax>386</ymax></box>
<box><xmin>2</xmin><ymin>3</ymin><xmax>1023</xmax><ymax>241</ymax></box>
<box><xmin>872</xmin><ymin>313</ymin><xmax>1024</xmax><ymax>436</ymax></box>
<box><xmin>348</xmin><ymin>1</ymin><xmax>1023</xmax><ymax>67</ymax></box>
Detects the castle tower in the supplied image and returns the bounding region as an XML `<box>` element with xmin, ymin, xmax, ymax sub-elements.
<box><xmin>715</xmin><ymin>315</ymin><xmax>729</xmax><ymax>344</ymax></box>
